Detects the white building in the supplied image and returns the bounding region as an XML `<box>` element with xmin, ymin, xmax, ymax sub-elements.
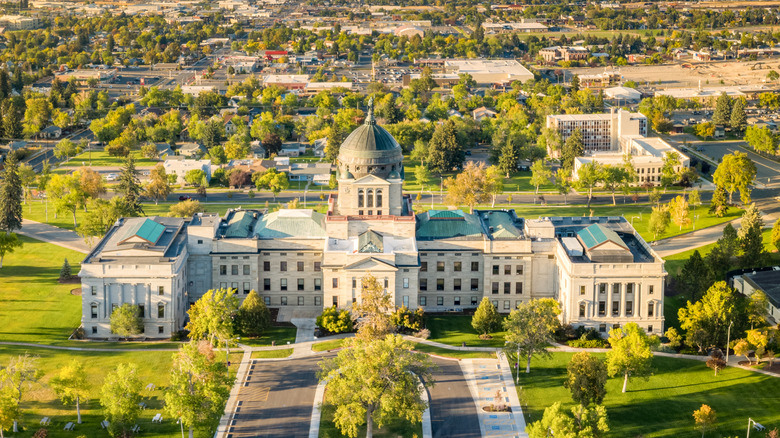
<box><xmin>81</xmin><ymin>102</ymin><xmax>666</xmax><ymax>339</ymax></box>
<box><xmin>163</xmin><ymin>159</ymin><xmax>212</xmax><ymax>185</ymax></box>
<box><xmin>731</xmin><ymin>267</ymin><xmax>780</xmax><ymax>325</ymax></box>
<box><xmin>547</xmin><ymin>109</ymin><xmax>647</xmax><ymax>155</ymax></box>
<box><xmin>443</xmin><ymin>59</ymin><xmax>534</xmax><ymax>85</ymax></box>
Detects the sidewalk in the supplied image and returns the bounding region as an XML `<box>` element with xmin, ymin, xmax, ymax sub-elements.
<box><xmin>461</xmin><ymin>355</ymin><xmax>528</xmax><ymax>438</ymax></box>
<box><xmin>18</xmin><ymin>219</ymin><xmax>91</xmax><ymax>254</ymax></box>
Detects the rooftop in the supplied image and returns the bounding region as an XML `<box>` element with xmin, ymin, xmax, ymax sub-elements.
<box><xmin>743</xmin><ymin>269</ymin><xmax>780</xmax><ymax>308</ymax></box>
<box><xmin>254</xmin><ymin>209</ymin><xmax>327</xmax><ymax>239</ymax></box>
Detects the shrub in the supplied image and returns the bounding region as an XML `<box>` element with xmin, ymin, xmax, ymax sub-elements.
<box><xmin>316</xmin><ymin>306</ymin><xmax>354</xmax><ymax>334</ymax></box>
<box><xmin>170</xmin><ymin>330</ymin><xmax>188</xmax><ymax>341</ymax></box>
<box><xmin>33</xmin><ymin>429</ymin><xmax>48</xmax><ymax>438</ymax></box>
<box><xmin>554</xmin><ymin>324</ymin><xmax>578</xmax><ymax>342</ymax></box>
<box><xmin>413</xmin><ymin>328</ymin><xmax>431</xmax><ymax>340</ymax></box>
<box><xmin>568</xmin><ymin>334</ymin><xmax>609</xmax><ymax>349</ymax></box>
<box><xmin>248</xmin><ymin>190</ymin><xmax>255</xmax><ymax>198</ymax></box>
<box><xmin>391</xmin><ymin>306</ymin><xmax>424</xmax><ymax>333</ymax></box>
<box><xmin>71</xmin><ymin>326</ymin><xmax>85</xmax><ymax>340</ymax></box>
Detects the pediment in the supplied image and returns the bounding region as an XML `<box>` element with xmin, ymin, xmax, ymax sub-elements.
<box><xmin>343</xmin><ymin>257</ymin><xmax>397</xmax><ymax>271</ymax></box>
<box><xmin>353</xmin><ymin>174</ymin><xmax>391</xmax><ymax>185</ymax></box>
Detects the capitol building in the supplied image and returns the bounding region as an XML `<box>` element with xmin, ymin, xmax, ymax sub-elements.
<box><xmin>80</xmin><ymin>105</ymin><xmax>667</xmax><ymax>339</ymax></box>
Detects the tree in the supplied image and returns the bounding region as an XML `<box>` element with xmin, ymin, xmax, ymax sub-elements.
<box><xmin>576</xmin><ymin>162</ymin><xmax>603</xmax><ymax>209</ymax></box>
<box><xmin>706</xmin><ymin>224</ymin><xmax>738</xmax><ymax>279</ymax></box>
<box><xmin>738</xmin><ymin>203</ymin><xmax>767</xmax><ymax>268</ymax></box>
<box><xmin>54</xmin><ymin>138</ymin><xmax>79</xmax><ymax>162</ymax></box>
<box><xmin>744</xmin><ymin>125</ymin><xmax>777</xmax><ymax>154</ymax></box>
<box><xmin>0</xmin><ymin>385</ymin><xmax>19</xmax><ymax>438</ymax></box>
<box><xmin>772</xmin><ymin>218</ymin><xmax>780</xmax><ymax>252</ymax></box>
<box><xmin>712</xmin><ymin>152</ymin><xmax>756</xmax><ymax>205</ymax></box>
<box><xmin>236</xmin><ymin>290</ymin><xmax>270</xmax><ymax>337</ymax></box>
<box><xmin>747</xmin><ymin>290</ymin><xmax>770</xmax><ymax>329</ymax></box>
<box><xmin>444</xmin><ymin>162</ymin><xmax>493</xmax><ymax>213</ymax></box>
<box><xmin>768</xmin><ymin>70</ymin><xmax>780</xmax><ymax>81</ymax></box>
<box><xmin>318</xmin><ymin>335</ymin><xmax>433</xmax><ymax>438</ymax></box>
<box><xmin>678</xmin><ymin>282</ymin><xmax>738</xmax><ymax>352</ymax></box>
<box><xmin>530</xmin><ymin>160</ymin><xmax>552</xmax><ymax>194</ymax></box>
<box><xmin>497</xmin><ymin>141</ymin><xmax>520</xmax><ymax>177</ymax></box>
<box><xmin>77</xmin><ymin>198</ymin><xmax>135</xmax><ymax>244</ymax></box>
<box><xmin>48</xmin><ymin>173</ymin><xmax>84</xmax><ymax>228</ymax></box>
<box><xmin>169</xmin><ymin>200</ymin><xmax>205</xmax><ymax>218</ymax></box>
<box><xmin>164</xmin><ymin>342</ymin><xmax>231</xmax><ymax>438</ymax></box>
<box><xmin>410</xmin><ymin>140</ymin><xmax>429</xmax><ymax>166</ymax></box>
<box><xmin>504</xmin><ymin>298</ymin><xmax>561</xmax><ymax>374</ymax></box>
<box><xmin>648</xmin><ymin>205</ymin><xmax>670</xmax><ymax>240</ymax></box>
<box><xmin>606</xmin><ymin>322</ymin><xmax>656</xmax><ymax>393</ymax></box>
<box><xmin>668</xmin><ymin>195</ymin><xmax>691</xmax><ymax>231</ymax></box>
<box><xmin>78</xmin><ymin>168</ymin><xmax>106</xmax><ymax>206</ymax></box>
<box><xmin>100</xmin><ymin>363</ymin><xmax>143</xmax><ymax>437</ymax></box>
<box><xmin>561</xmin><ymin>129</ymin><xmax>584</xmax><ymax>175</ymax></box>
<box><xmin>50</xmin><ymin>360</ymin><xmax>90</xmax><ymax>424</ymax></box>
<box><xmin>564</xmin><ymin>352</ymin><xmax>608</xmax><ymax>407</ymax></box>
<box><xmin>693</xmin><ymin>404</ymin><xmax>717</xmax><ymax>438</ymax></box>
<box><xmin>472</xmin><ymin>297</ymin><xmax>501</xmax><ymax>338</ymax></box>
<box><xmin>60</xmin><ymin>258</ymin><xmax>72</xmax><ymax>281</ymax></box>
<box><xmin>660</xmin><ymin>152</ymin><xmax>681</xmax><ymax>192</ymax></box>
<box><xmin>0</xmin><ymin>153</ymin><xmax>23</xmax><ymax>234</ymax></box>
<box><xmin>712</xmin><ymin>93</ymin><xmax>732</xmax><ymax>126</ymax></box>
<box><xmin>730</xmin><ymin>97</ymin><xmax>747</xmax><ymax>132</ymax></box>
<box><xmin>316</xmin><ymin>306</ymin><xmax>354</xmax><ymax>334</ymax></box>
<box><xmin>414</xmin><ymin>165</ymin><xmax>430</xmax><ymax>192</ymax></box>
<box><xmin>527</xmin><ymin>402</ymin><xmax>609</xmax><ymax>438</ymax></box>
<box><xmin>694</xmin><ymin>121</ymin><xmax>716</xmax><ymax>139</ymax></box>
<box><xmin>186</xmin><ymin>288</ymin><xmax>239</xmax><ymax>345</ymax></box>
<box><xmin>601</xmin><ymin>164</ymin><xmax>628</xmax><ymax>205</ymax></box>
<box><xmin>734</xmin><ymin>339</ymin><xmax>752</xmax><ymax>364</ymax></box>
<box><xmin>262</xmin><ymin>132</ymin><xmax>282</xmax><ymax>156</ymax></box>
<box><xmin>679</xmin><ymin>250</ymin><xmax>711</xmax><ymax>302</ymax></box>
<box><xmin>706</xmin><ymin>349</ymin><xmax>727</xmax><ymax>377</ymax></box>
<box><xmin>0</xmin><ymin>233</ymin><xmax>22</xmax><ymax>269</ymax></box>
<box><xmin>554</xmin><ymin>168</ymin><xmax>571</xmax><ymax>205</ymax></box>
<box><xmin>117</xmin><ymin>155</ymin><xmax>143</xmax><ymax>215</ymax></box>
<box><xmin>709</xmin><ymin>186</ymin><xmax>729</xmax><ymax>217</ymax></box>
<box><xmin>427</xmin><ymin>119</ymin><xmax>464</xmax><ymax>174</ymax></box>
<box><xmin>252</xmin><ymin>168</ymin><xmax>289</xmax><ymax>200</ymax></box>
<box><xmin>184</xmin><ymin>169</ymin><xmax>207</xmax><ymax>187</ymax></box>
<box><xmin>665</xmin><ymin>327</ymin><xmax>683</xmax><ymax>349</ymax></box>
<box><xmin>570</xmin><ymin>74</ymin><xmax>580</xmax><ymax>93</ymax></box>
<box><xmin>0</xmin><ymin>354</ymin><xmax>41</xmax><ymax>433</ymax></box>
<box><xmin>110</xmin><ymin>303</ymin><xmax>143</xmax><ymax>339</ymax></box>
<box><xmin>145</xmin><ymin>164</ymin><xmax>171</xmax><ymax>205</ymax></box>
<box><xmin>486</xmin><ymin>165</ymin><xmax>504</xmax><ymax>208</ymax></box>
<box><xmin>354</xmin><ymin>274</ymin><xmax>395</xmax><ymax>341</ymax></box>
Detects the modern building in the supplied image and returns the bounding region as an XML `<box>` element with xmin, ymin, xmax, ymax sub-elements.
<box><xmin>443</xmin><ymin>59</ymin><xmax>534</xmax><ymax>86</ymax></box>
<box><xmin>731</xmin><ymin>267</ymin><xmax>780</xmax><ymax>325</ymax></box>
<box><xmin>539</xmin><ymin>46</ymin><xmax>590</xmax><ymax>63</ymax></box>
<box><xmin>81</xmin><ymin>102</ymin><xmax>666</xmax><ymax>339</ymax></box>
<box><xmin>547</xmin><ymin>109</ymin><xmax>648</xmax><ymax>155</ymax></box>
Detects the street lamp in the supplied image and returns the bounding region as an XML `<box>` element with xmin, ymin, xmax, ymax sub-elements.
<box><xmin>225</xmin><ymin>336</ymin><xmax>240</xmax><ymax>378</ymax></box>
<box><xmin>726</xmin><ymin>321</ymin><xmax>733</xmax><ymax>364</ymax></box>
<box><xmin>747</xmin><ymin>418</ymin><xmax>765</xmax><ymax>438</ymax></box>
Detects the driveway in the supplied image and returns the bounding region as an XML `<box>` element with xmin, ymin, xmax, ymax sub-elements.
<box><xmin>428</xmin><ymin>357</ymin><xmax>482</xmax><ymax>438</ymax></box>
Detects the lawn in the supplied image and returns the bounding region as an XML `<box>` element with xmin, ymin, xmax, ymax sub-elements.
<box><xmin>513</xmin><ymin>352</ymin><xmax>780</xmax><ymax>438</ymax></box>
<box><xmin>312</xmin><ymin>339</ymin><xmax>348</xmax><ymax>352</ymax></box>
<box><xmin>250</xmin><ymin>348</ymin><xmax>293</xmax><ymax>359</ymax></box>
<box><xmin>61</xmin><ymin>150</ymin><xmax>159</xmax><ymax>168</ymax></box>
<box><xmin>319</xmin><ymin>389</ymin><xmax>423</xmax><ymax>438</ymax></box>
<box><xmin>401</xmin><ymin>157</ymin><xmax>555</xmax><ymax>193</ymax></box>
<box><xmin>239</xmin><ymin>326</ymin><xmax>297</xmax><ymax>347</ymax></box>
<box><xmin>424</xmin><ymin>315</ymin><xmax>508</xmax><ymax>348</ymax></box>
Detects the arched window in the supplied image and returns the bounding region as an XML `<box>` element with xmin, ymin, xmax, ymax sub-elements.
<box><xmin>358</xmin><ymin>189</ymin><xmax>364</xmax><ymax>207</ymax></box>
<box><xmin>367</xmin><ymin>189</ymin><xmax>374</xmax><ymax>207</ymax></box>
<box><xmin>376</xmin><ymin>189</ymin><xmax>383</xmax><ymax>207</ymax></box>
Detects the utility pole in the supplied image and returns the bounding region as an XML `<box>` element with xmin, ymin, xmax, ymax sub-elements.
<box><xmin>726</xmin><ymin>321</ymin><xmax>733</xmax><ymax>364</ymax></box>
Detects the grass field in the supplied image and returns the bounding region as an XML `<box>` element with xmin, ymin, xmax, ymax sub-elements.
<box><xmin>513</xmin><ymin>352</ymin><xmax>780</xmax><ymax>438</ymax></box>
<box><xmin>61</xmin><ymin>150</ymin><xmax>159</xmax><ymax>168</ymax></box>
<box><xmin>240</xmin><ymin>326</ymin><xmax>297</xmax><ymax>347</ymax></box>
<box><xmin>425</xmin><ymin>315</ymin><xmax>508</xmax><ymax>348</ymax></box>
<box><xmin>319</xmin><ymin>389</ymin><xmax>423</xmax><ymax>438</ymax></box>
<box><xmin>250</xmin><ymin>348</ymin><xmax>293</xmax><ymax>359</ymax></box>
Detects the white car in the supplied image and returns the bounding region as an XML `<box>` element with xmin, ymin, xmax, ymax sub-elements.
<box><xmin>105</xmin><ymin>173</ymin><xmax>118</xmax><ymax>181</ymax></box>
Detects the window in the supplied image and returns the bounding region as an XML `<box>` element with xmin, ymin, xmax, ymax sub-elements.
<box><xmin>280</xmin><ymin>262</ymin><xmax>287</xmax><ymax>271</ymax></box>
<box><xmin>626</xmin><ymin>283</ymin><xmax>634</xmax><ymax>294</ymax></box>
<box><xmin>263</xmin><ymin>261</ymin><xmax>270</xmax><ymax>271</ymax></box>
<box><xmin>492</xmin><ymin>300</ymin><xmax>498</xmax><ymax>308</ymax></box>
<box><xmin>625</xmin><ymin>301</ymin><xmax>633</xmax><ymax>316</ymax></box>
<box><xmin>437</xmin><ymin>279</ymin><xmax>444</xmax><ymax>291</ymax></box>
<box><xmin>297</xmin><ymin>261</ymin><xmax>304</xmax><ymax>272</ymax></box>
<box><xmin>243</xmin><ymin>265</ymin><xmax>250</xmax><ymax>275</ymax></box>
<box><xmin>92</xmin><ymin>326</ymin><xmax>97</xmax><ymax>334</ymax></box>
<box><xmin>376</xmin><ymin>189</ymin><xmax>382</xmax><ymax>207</ymax></box>
<box><xmin>91</xmin><ymin>286</ymin><xmax>97</xmax><ymax>296</ymax></box>
<box><xmin>384</xmin><ymin>278</ymin><xmax>389</xmax><ymax>288</ymax></box>
<box><xmin>516</xmin><ymin>265</ymin><xmax>524</xmax><ymax>275</ymax></box>
<box><xmin>420</xmin><ymin>279</ymin><xmax>427</xmax><ymax>291</ymax></box>
<box><xmin>647</xmin><ymin>325</ymin><xmax>653</xmax><ymax>333</ymax></box>
<box><xmin>515</xmin><ymin>282</ymin><xmax>523</xmax><ymax>294</ymax></box>
<box><xmin>403</xmin><ymin>295</ymin><xmax>409</xmax><ymax>307</ymax></box>
<box><xmin>91</xmin><ymin>304</ymin><xmax>98</xmax><ymax>319</ymax></box>
<box><xmin>599</xmin><ymin>301</ymin><xmax>606</xmax><ymax>316</ymax></box>
<box><xmin>492</xmin><ymin>282</ymin><xmax>499</xmax><ymax>294</ymax></box>
<box><xmin>471</xmin><ymin>278</ymin><xmax>479</xmax><ymax>291</ymax></box>
<box><xmin>298</xmin><ymin>279</ymin><xmax>304</xmax><ymax>291</ymax></box>
<box><xmin>471</xmin><ymin>261</ymin><xmax>479</xmax><ymax>271</ymax></box>
<box><xmin>332</xmin><ymin>296</ymin><xmax>338</xmax><ymax>306</ymax></box>
<box><xmin>613</xmin><ymin>324</ymin><xmax>621</xmax><ymax>330</ymax></box>
<box><xmin>648</xmin><ymin>285</ymin><xmax>654</xmax><ymax>295</ymax></box>
<box><xmin>332</xmin><ymin>278</ymin><xmax>338</xmax><ymax>288</ymax></box>
<box><xmin>437</xmin><ymin>296</ymin><xmax>444</xmax><ymax>306</ymax></box>
<box><xmin>158</xmin><ymin>326</ymin><xmax>164</xmax><ymax>334</ymax></box>
<box><xmin>367</xmin><ymin>189</ymin><xmax>374</xmax><ymax>207</ymax></box>
<box><xmin>352</xmin><ymin>278</ymin><xmax>357</xmax><ymax>288</ymax></box>
<box><xmin>231</xmin><ymin>282</ymin><xmax>238</xmax><ymax>291</ymax></box>
<box><xmin>647</xmin><ymin>302</ymin><xmax>654</xmax><ymax>317</ymax></box>
<box><xmin>504</xmin><ymin>265</ymin><xmax>511</xmax><ymax>275</ymax></box>
<box><xmin>580</xmin><ymin>286</ymin><xmax>586</xmax><ymax>295</ymax></box>
<box><xmin>579</xmin><ymin>303</ymin><xmax>586</xmax><ymax>317</ymax></box>
<box><xmin>243</xmin><ymin>282</ymin><xmax>250</xmax><ymax>294</ymax></box>
<box><xmin>471</xmin><ymin>296</ymin><xmax>478</xmax><ymax>306</ymax></box>
<box><xmin>421</xmin><ymin>262</ymin><xmax>427</xmax><ymax>272</ymax></box>
<box><xmin>403</xmin><ymin>278</ymin><xmax>409</xmax><ymax>288</ymax></box>
<box><xmin>197</xmin><ymin>239</ymin><xmax>203</xmax><ymax>244</ymax></box>
<box><xmin>281</xmin><ymin>296</ymin><xmax>288</xmax><ymax>306</ymax></box>
<box><xmin>264</xmin><ymin>278</ymin><xmax>271</xmax><ymax>291</ymax></box>
<box><xmin>454</xmin><ymin>296</ymin><xmax>461</xmax><ymax>306</ymax></box>
<box><xmin>504</xmin><ymin>282</ymin><xmax>511</xmax><ymax>294</ymax></box>
<box><xmin>492</xmin><ymin>265</ymin><xmax>499</xmax><ymax>275</ymax></box>
<box><xmin>437</xmin><ymin>261</ymin><xmax>445</xmax><ymax>272</ymax></box>
<box><xmin>358</xmin><ymin>189</ymin><xmax>364</xmax><ymax>207</ymax></box>
<box><xmin>231</xmin><ymin>265</ymin><xmax>238</xmax><ymax>275</ymax></box>
<box><xmin>599</xmin><ymin>283</ymin><xmax>606</xmax><ymax>294</ymax></box>
<box><xmin>158</xmin><ymin>286</ymin><xmax>165</xmax><ymax>295</ymax></box>
<box><xmin>158</xmin><ymin>304</ymin><xmax>165</xmax><ymax>319</ymax></box>
<box><xmin>612</xmin><ymin>301</ymin><xmax>619</xmax><ymax>316</ymax></box>
<box><xmin>314</xmin><ymin>262</ymin><xmax>321</xmax><ymax>272</ymax></box>
<box><xmin>454</xmin><ymin>279</ymin><xmax>461</xmax><ymax>291</ymax></box>
<box><xmin>281</xmin><ymin>279</ymin><xmax>288</xmax><ymax>291</ymax></box>
<box><xmin>264</xmin><ymin>296</ymin><xmax>270</xmax><ymax>305</ymax></box>
<box><xmin>220</xmin><ymin>265</ymin><xmax>227</xmax><ymax>275</ymax></box>
<box><xmin>315</xmin><ymin>278</ymin><xmax>322</xmax><ymax>291</ymax></box>
<box><xmin>298</xmin><ymin>296</ymin><xmax>305</xmax><ymax>305</ymax></box>
<box><xmin>220</xmin><ymin>282</ymin><xmax>227</xmax><ymax>289</ymax></box>
<box><xmin>315</xmin><ymin>296</ymin><xmax>322</xmax><ymax>306</ymax></box>
<box><xmin>503</xmin><ymin>301</ymin><xmax>510</xmax><ymax>310</ymax></box>
<box><xmin>454</xmin><ymin>262</ymin><xmax>462</xmax><ymax>272</ymax></box>
<box><xmin>599</xmin><ymin>324</ymin><xmax>607</xmax><ymax>333</ymax></box>
<box><xmin>419</xmin><ymin>296</ymin><xmax>427</xmax><ymax>306</ymax></box>
<box><xmin>612</xmin><ymin>283</ymin><xmax>620</xmax><ymax>295</ymax></box>
<box><xmin>138</xmin><ymin>304</ymin><xmax>145</xmax><ymax>318</ymax></box>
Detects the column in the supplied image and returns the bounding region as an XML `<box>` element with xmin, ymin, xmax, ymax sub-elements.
<box><xmin>620</xmin><ymin>283</ymin><xmax>626</xmax><ymax>318</ymax></box>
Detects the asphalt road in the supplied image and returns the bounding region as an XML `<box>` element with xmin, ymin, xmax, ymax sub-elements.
<box><xmin>427</xmin><ymin>357</ymin><xmax>482</xmax><ymax>438</ymax></box>
<box><xmin>696</xmin><ymin>141</ymin><xmax>780</xmax><ymax>188</ymax></box>
<box><xmin>230</xmin><ymin>354</ymin><xmax>333</xmax><ymax>438</ymax></box>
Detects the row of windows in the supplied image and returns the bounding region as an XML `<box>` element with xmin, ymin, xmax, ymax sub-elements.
<box><xmin>89</xmin><ymin>326</ymin><xmax>166</xmax><ymax>335</ymax></box>
<box><xmin>357</xmin><ymin>189</ymin><xmax>383</xmax><ymax>208</ymax></box>
<box><xmin>220</xmin><ymin>265</ymin><xmax>251</xmax><ymax>276</ymax></box>
<box><xmin>491</xmin><ymin>282</ymin><xmax>523</xmax><ymax>294</ymax></box>
<box><xmin>262</xmin><ymin>278</ymin><xmax>323</xmax><ymax>291</ymax></box>
<box><xmin>90</xmin><ymin>286</ymin><xmax>165</xmax><ymax>296</ymax></box>
<box><xmin>420</xmin><ymin>278</ymin><xmax>480</xmax><ymax>291</ymax></box>
<box><xmin>491</xmin><ymin>265</ymin><xmax>524</xmax><ymax>275</ymax></box>
<box><xmin>263</xmin><ymin>261</ymin><xmax>322</xmax><ymax>272</ymax></box>
<box><xmin>587</xmin><ymin>283</ymin><xmax>652</xmax><ymax>295</ymax></box>
<box><xmin>421</xmin><ymin>261</ymin><xmax>480</xmax><ymax>272</ymax></box>
<box><xmin>262</xmin><ymin>296</ymin><xmax>323</xmax><ymax>306</ymax></box>
<box><xmin>595</xmin><ymin>324</ymin><xmax>654</xmax><ymax>333</ymax></box>
<box><xmin>418</xmin><ymin>296</ymin><xmax>480</xmax><ymax>306</ymax></box>
<box><xmin>90</xmin><ymin>303</ymin><xmax>165</xmax><ymax>319</ymax></box>
<box><xmin>589</xmin><ymin>300</ymin><xmax>655</xmax><ymax>317</ymax></box>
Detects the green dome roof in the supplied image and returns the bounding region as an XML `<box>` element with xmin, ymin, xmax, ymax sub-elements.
<box><xmin>336</xmin><ymin>99</ymin><xmax>403</xmax><ymax>180</ymax></box>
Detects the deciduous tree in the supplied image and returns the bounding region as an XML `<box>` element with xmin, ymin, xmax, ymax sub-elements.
<box><xmin>50</xmin><ymin>360</ymin><xmax>90</xmax><ymax>424</ymax></box>
<box><xmin>712</xmin><ymin>152</ymin><xmax>756</xmax><ymax>205</ymax></box>
<box><xmin>527</xmin><ymin>402</ymin><xmax>609</xmax><ymax>438</ymax></box>
<box><xmin>472</xmin><ymin>297</ymin><xmax>501</xmax><ymax>338</ymax></box>
<box><xmin>678</xmin><ymin>282</ymin><xmax>738</xmax><ymax>352</ymax></box>
<box><xmin>504</xmin><ymin>298</ymin><xmax>561</xmax><ymax>374</ymax></box>
<box><xmin>668</xmin><ymin>195</ymin><xmax>691</xmax><ymax>231</ymax></box>
<box><xmin>576</xmin><ymin>161</ymin><xmax>603</xmax><ymax>209</ymax></box>
<box><xmin>561</xmin><ymin>129</ymin><xmax>584</xmax><ymax>175</ymax></box>
<box><xmin>354</xmin><ymin>274</ymin><xmax>395</xmax><ymax>341</ymax></box>
<box><xmin>706</xmin><ymin>350</ymin><xmax>727</xmax><ymax>377</ymax></box>
<box><xmin>444</xmin><ymin>162</ymin><xmax>493</xmax><ymax>213</ymax></box>
<box><xmin>693</xmin><ymin>404</ymin><xmax>717</xmax><ymax>438</ymax></box>
<box><xmin>100</xmin><ymin>363</ymin><xmax>143</xmax><ymax>437</ymax></box>
<box><xmin>530</xmin><ymin>159</ymin><xmax>552</xmax><ymax>195</ymax></box>
<box><xmin>554</xmin><ymin>168</ymin><xmax>571</xmax><ymax>205</ymax></box>
<box><xmin>606</xmin><ymin>322</ymin><xmax>656</xmax><ymax>393</ymax></box>
<box><xmin>145</xmin><ymin>164</ymin><xmax>171</xmax><ymax>205</ymax></box>
<box><xmin>564</xmin><ymin>352</ymin><xmax>608</xmax><ymax>406</ymax></box>
<box><xmin>236</xmin><ymin>290</ymin><xmax>270</xmax><ymax>337</ymax></box>
<box><xmin>648</xmin><ymin>205</ymin><xmax>670</xmax><ymax>240</ymax></box>
<box><xmin>110</xmin><ymin>303</ymin><xmax>143</xmax><ymax>339</ymax></box>
<box><xmin>186</xmin><ymin>288</ymin><xmax>239</xmax><ymax>346</ymax></box>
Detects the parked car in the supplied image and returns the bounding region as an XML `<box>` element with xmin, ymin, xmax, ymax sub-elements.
<box><xmin>105</xmin><ymin>173</ymin><xmax>118</xmax><ymax>181</ymax></box>
<box><xmin>179</xmin><ymin>195</ymin><xmax>191</xmax><ymax>201</ymax></box>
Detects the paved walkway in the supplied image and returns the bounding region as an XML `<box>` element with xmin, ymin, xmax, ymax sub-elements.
<box><xmin>18</xmin><ymin>219</ymin><xmax>91</xmax><ymax>254</ymax></box>
<box><xmin>461</xmin><ymin>355</ymin><xmax>527</xmax><ymax>438</ymax></box>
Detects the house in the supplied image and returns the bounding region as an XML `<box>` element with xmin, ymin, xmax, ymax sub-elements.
<box><xmin>250</xmin><ymin>141</ymin><xmax>266</xmax><ymax>159</ymax></box>
<box><xmin>224</xmin><ymin>114</ymin><xmax>248</xmax><ymax>136</ymax></box>
<box><xmin>177</xmin><ymin>142</ymin><xmax>207</xmax><ymax>158</ymax></box>
<box><xmin>312</xmin><ymin>138</ymin><xmax>327</xmax><ymax>157</ymax></box>
<box><xmin>6</xmin><ymin>140</ymin><xmax>27</xmax><ymax>151</ymax></box>
<box><xmin>154</xmin><ymin>143</ymin><xmax>175</xmax><ymax>158</ymax></box>
<box><xmin>39</xmin><ymin>125</ymin><xmax>62</xmax><ymax>139</ymax></box>
<box><xmin>472</xmin><ymin>107</ymin><xmax>497</xmax><ymax>122</ymax></box>
<box><xmin>288</xmin><ymin>162</ymin><xmax>333</xmax><ymax>182</ymax></box>
<box><xmin>163</xmin><ymin>159</ymin><xmax>212</xmax><ymax>185</ymax></box>
<box><xmin>279</xmin><ymin>142</ymin><xmax>305</xmax><ymax>157</ymax></box>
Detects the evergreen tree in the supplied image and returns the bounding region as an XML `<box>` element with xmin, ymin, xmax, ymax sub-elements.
<box><xmin>712</xmin><ymin>93</ymin><xmax>732</xmax><ymax>126</ymax></box>
<box><xmin>427</xmin><ymin>119</ymin><xmax>464</xmax><ymax>174</ymax></box>
<box><xmin>561</xmin><ymin>129</ymin><xmax>584</xmax><ymax>175</ymax></box>
<box><xmin>0</xmin><ymin>152</ymin><xmax>23</xmax><ymax>233</ymax></box>
<box><xmin>679</xmin><ymin>250</ymin><xmax>710</xmax><ymax>302</ymax></box>
<box><xmin>2</xmin><ymin>100</ymin><xmax>23</xmax><ymax>139</ymax></box>
<box><xmin>738</xmin><ymin>203</ymin><xmax>766</xmax><ymax>268</ymax></box>
<box><xmin>570</xmin><ymin>74</ymin><xmax>580</xmax><ymax>94</ymax></box>
<box><xmin>706</xmin><ymin>224</ymin><xmax>738</xmax><ymax>279</ymax></box>
<box><xmin>709</xmin><ymin>186</ymin><xmax>729</xmax><ymax>217</ymax></box>
<box><xmin>0</xmin><ymin>70</ymin><xmax>10</xmax><ymax>99</ymax></box>
<box><xmin>117</xmin><ymin>156</ymin><xmax>143</xmax><ymax>216</ymax></box>
<box><xmin>730</xmin><ymin>97</ymin><xmax>747</xmax><ymax>132</ymax></box>
<box><xmin>237</xmin><ymin>290</ymin><xmax>271</xmax><ymax>337</ymax></box>
<box><xmin>497</xmin><ymin>141</ymin><xmax>520</xmax><ymax>177</ymax></box>
<box><xmin>59</xmin><ymin>259</ymin><xmax>72</xmax><ymax>281</ymax></box>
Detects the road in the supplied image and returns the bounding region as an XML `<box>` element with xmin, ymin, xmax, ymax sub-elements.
<box><xmin>427</xmin><ymin>357</ymin><xmax>482</xmax><ymax>438</ymax></box>
<box><xmin>694</xmin><ymin>140</ymin><xmax>780</xmax><ymax>188</ymax></box>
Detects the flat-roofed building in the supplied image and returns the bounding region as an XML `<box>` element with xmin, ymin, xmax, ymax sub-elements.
<box><xmin>547</xmin><ymin>109</ymin><xmax>647</xmax><ymax>155</ymax></box>
<box><xmin>263</xmin><ymin>74</ymin><xmax>309</xmax><ymax>90</ymax></box>
<box><xmin>443</xmin><ymin>59</ymin><xmax>534</xmax><ymax>85</ymax></box>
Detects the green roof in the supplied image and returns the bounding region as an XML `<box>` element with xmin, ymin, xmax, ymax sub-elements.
<box><xmin>121</xmin><ymin>218</ymin><xmax>166</xmax><ymax>245</ymax></box>
<box><xmin>254</xmin><ymin>210</ymin><xmax>327</xmax><ymax>238</ymax></box>
<box><xmin>416</xmin><ymin>210</ymin><xmax>484</xmax><ymax>239</ymax></box>
<box><xmin>224</xmin><ymin>211</ymin><xmax>257</xmax><ymax>238</ymax></box>
<box><xmin>577</xmin><ymin>224</ymin><xmax>627</xmax><ymax>250</ymax></box>
<box><xmin>358</xmin><ymin>230</ymin><xmax>384</xmax><ymax>253</ymax></box>
<box><xmin>482</xmin><ymin>211</ymin><xmax>522</xmax><ymax>239</ymax></box>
